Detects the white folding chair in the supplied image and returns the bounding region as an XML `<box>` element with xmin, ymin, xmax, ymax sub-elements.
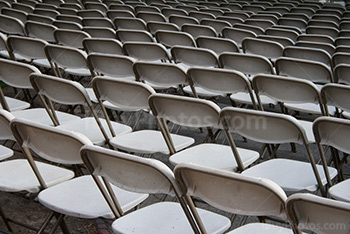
<box><xmin>81</xmin><ymin>144</ymin><xmax>230</xmax><ymax>234</ymax></box>
<box><xmin>242</xmin><ymin>37</ymin><xmax>284</xmax><ymax>61</ymax></box>
<box><xmin>287</xmin><ymin>193</ymin><xmax>350</xmax><ymax>234</ymax></box>
<box><xmin>82</xmin><ymin>38</ymin><xmax>123</xmax><ymax>55</ymax></box>
<box><xmin>148</xmin><ymin>93</ymin><xmax>259</xmax><ymax>172</ymax></box>
<box><xmin>116</xmin><ymin>29</ymin><xmax>154</xmax><ymax>43</ymax></box>
<box><xmin>123</xmin><ymin>41</ymin><xmax>171</xmax><ymax>62</ymax></box>
<box><xmin>10</xmin><ymin>118</ymin><xmax>147</xmax><ymax>233</ymax></box>
<box><xmin>222</xmin><ymin>26</ymin><xmax>257</xmax><ymax>48</ymax></box>
<box><xmin>30</xmin><ymin>73</ymin><xmax>132</xmax><ymax>145</ymax></box>
<box><xmin>155</xmin><ymin>30</ymin><xmax>196</xmax><ymax>48</ymax></box>
<box><xmin>0</xmin><ymin>14</ymin><xmax>26</xmax><ymax>36</ymax></box>
<box><xmin>283</xmin><ymin>46</ymin><xmax>332</xmax><ymax>68</ymax></box>
<box><xmin>175</xmin><ymin>164</ymin><xmax>295</xmax><ymax>234</ymax></box>
<box><xmin>220</xmin><ymin>107</ymin><xmax>337</xmax><ymax>196</ymax></box>
<box><xmin>24</xmin><ymin>20</ymin><xmax>57</xmax><ymax>43</ymax></box>
<box><xmin>196</xmin><ymin>36</ymin><xmax>239</xmax><ymax>55</ymax></box>
<box><xmin>53</xmin><ymin>28</ymin><xmax>91</xmax><ymax>49</ymax></box>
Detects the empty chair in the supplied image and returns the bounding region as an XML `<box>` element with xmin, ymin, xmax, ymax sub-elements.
<box><xmin>257</xmin><ymin>35</ymin><xmax>294</xmax><ymax>47</ymax></box>
<box><xmin>335</xmin><ymin>37</ymin><xmax>350</xmax><ymax>47</ymax></box>
<box><xmin>242</xmin><ymin>37</ymin><xmax>284</xmax><ymax>61</ymax></box>
<box><xmin>220</xmin><ymin>107</ymin><xmax>336</xmax><ymax>196</ymax></box>
<box><xmin>222</xmin><ymin>27</ymin><xmax>257</xmax><ymax>48</ymax></box>
<box><xmin>265</xmin><ymin>27</ymin><xmax>299</xmax><ymax>41</ymax></box>
<box><xmin>87</xmin><ymin>53</ymin><xmax>135</xmax><ymax>80</ymax></box>
<box><xmin>82</xmin><ymin>17</ymin><xmax>114</xmax><ymax>29</ymax></box>
<box><xmin>123</xmin><ymin>42</ymin><xmax>171</xmax><ymax>62</ymax></box>
<box><xmin>134</xmin><ymin>5</ymin><xmax>160</xmax><ymax>13</ymax></box>
<box><xmin>155</xmin><ymin>30</ymin><xmax>196</xmax><ymax>48</ymax></box>
<box><xmin>53</xmin><ymin>20</ymin><xmax>82</xmax><ymax>30</ymax></box>
<box><xmin>77</xmin><ymin>9</ymin><xmax>104</xmax><ymax>18</ymax></box>
<box><xmin>83</xmin><ymin>26</ymin><xmax>116</xmax><ymax>38</ymax></box>
<box><xmin>0</xmin><ymin>14</ymin><xmax>26</xmax><ymax>36</ymax></box>
<box><xmin>25</xmin><ymin>20</ymin><xmax>57</xmax><ymax>43</ymax></box>
<box><xmin>27</xmin><ymin>12</ymin><xmax>55</xmax><ymax>24</ymax></box>
<box><xmin>332</xmin><ymin>52</ymin><xmax>350</xmax><ymax>68</ymax></box>
<box><xmin>233</xmin><ymin>23</ymin><xmax>265</xmax><ymax>35</ymax></box>
<box><xmin>297</xmin><ymin>34</ymin><xmax>334</xmax><ymax>45</ymax></box>
<box><xmin>33</xmin><ymin>8</ymin><xmax>59</xmax><ymax>18</ymax></box>
<box><xmin>287</xmin><ymin>193</ymin><xmax>350</xmax><ymax>234</ymax></box>
<box><xmin>54</xmin><ymin>28</ymin><xmax>91</xmax><ymax>49</ymax></box>
<box><xmin>57</xmin><ymin>6</ymin><xmax>79</xmax><ymax>15</ymax></box>
<box><xmin>200</xmin><ymin>18</ymin><xmax>231</xmax><ymax>35</ymax></box>
<box><xmin>271</xmin><ymin>24</ymin><xmax>302</xmax><ymax>34</ymax></box>
<box><xmin>250</xmin><ymin>13</ymin><xmax>279</xmax><ymax>24</ymax></box>
<box><xmin>278</xmin><ymin>17</ymin><xmax>308</xmax><ymax>32</ymax></box>
<box><xmin>147</xmin><ymin>21</ymin><xmax>180</xmax><ymax>35</ymax></box>
<box><xmin>181</xmin><ymin>23</ymin><xmax>217</xmax><ymax>39</ymax></box>
<box><xmin>109</xmin><ymin>3</ymin><xmax>134</xmax><ymax>12</ymax></box>
<box><xmin>283</xmin><ymin>12</ymin><xmax>309</xmax><ymax>22</ymax></box>
<box><xmin>12</xmin><ymin>2</ymin><xmax>34</xmax><ymax>14</ymax></box>
<box><xmin>283</xmin><ymin>46</ymin><xmax>332</xmax><ymax>68</ymax></box>
<box><xmin>107</xmin><ymin>9</ymin><xmax>135</xmax><ymax>19</ymax></box>
<box><xmin>83</xmin><ymin>38</ymin><xmax>123</xmax><ymax>55</ymax></box>
<box><xmin>289</xmin><ymin>7</ymin><xmax>315</xmax><ymax>17</ymax></box>
<box><xmin>196</xmin><ymin>36</ymin><xmax>239</xmax><ymax>55</ymax></box>
<box><xmin>276</xmin><ymin>57</ymin><xmax>333</xmax><ymax>84</ymax></box>
<box><xmin>223</xmin><ymin>11</ymin><xmax>250</xmax><ymax>20</ymax></box>
<box><xmin>30</xmin><ymin>73</ymin><xmax>132</xmax><ymax>145</ymax></box>
<box><xmin>321</xmin><ymin>83</ymin><xmax>350</xmax><ymax>118</ymax></box>
<box><xmin>84</xmin><ymin>2</ymin><xmax>108</xmax><ymax>15</ymax></box>
<box><xmin>189</xmin><ymin>11</ymin><xmax>215</xmax><ymax>21</ymax></box>
<box><xmin>169</xmin><ymin>15</ymin><xmax>199</xmax><ymax>28</ymax></box>
<box><xmin>45</xmin><ymin>44</ymin><xmax>91</xmax><ymax>80</ymax></box>
<box><xmin>80</xmin><ymin>144</ymin><xmax>230</xmax><ymax>234</ymax></box>
<box><xmin>161</xmin><ymin>7</ymin><xmax>188</xmax><ymax>19</ymax></box>
<box><xmin>295</xmin><ymin>41</ymin><xmax>335</xmax><ymax>55</ymax></box>
<box><xmin>136</xmin><ymin>11</ymin><xmax>166</xmax><ymax>23</ymax></box>
<box><xmin>1</xmin><ymin>7</ymin><xmax>28</xmax><ymax>23</ymax></box>
<box><xmin>114</xmin><ymin>17</ymin><xmax>147</xmax><ymax>30</ymax></box>
<box><xmin>216</xmin><ymin>15</ymin><xmax>244</xmax><ymax>25</ymax></box>
<box><xmin>7</xmin><ymin>35</ymin><xmax>50</xmax><ymax>69</ymax></box>
<box><xmin>306</xmin><ymin>26</ymin><xmax>339</xmax><ymax>39</ymax></box>
<box><xmin>333</xmin><ymin>63</ymin><xmax>350</xmax><ymax>85</ymax></box>
<box><xmin>56</xmin><ymin>14</ymin><xmax>82</xmax><ymax>24</ymax></box>
<box><xmin>175</xmin><ymin>164</ymin><xmax>295</xmax><ymax>233</ymax></box>
<box><xmin>308</xmin><ymin>19</ymin><xmax>339</xmax><ymax>29</ymax></box>
<box><xmin>116</xmin><ymin>29</ymin><xmax>154</xmax><ymax>43</ymax></box>
<box><xmin>9</xmin><ymin>118</ymin><xmax>146</xmax><ymax>233</ymax></box>
<box><xmin>245</xmin><ymin>18</ymin><xmax>275</xmax><ymax>30</ymax></box>
<box><xmin>171</xmin><ymin>46</ymin><xmax>219</xmax><ymax>69</ymax></box>
<box><xmin>149</xmin><ymin>93</ymin><xmax>259</xmax><ymax>171</ymax></box>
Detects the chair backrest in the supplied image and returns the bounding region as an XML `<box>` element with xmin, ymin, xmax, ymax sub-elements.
<box><xmin>252</xmin><ymin>74</ymin><xmax>325</xmax><ymax>114</ymax></box>
<box><xmin>233</xmin><ymin>23</ymin><xmax>265</xmax><ymax>35</ymax></box>
<box><xmin>171</xmin><ymin>46</ymin><xmax>219</xmax><ymax>69</ymax></box>
<box><xmin>297</xmin><ymin>34</ymin><xmax>334</xmax><ymax>45</ymax></box>
<box><xmin>25</xmin><ymin>20</ymin><xmax>57</xmax><ymax>42</ymax></box>
<box><xmin>11</xmin><ymin>118</ymin><xmax>92</xmax><ymax>165</ymax></box>
<box><xmin>133</xmin><ymin>61</ymin><xmax>187</xmax><ymax>88</ymax></box>
<box><xmin>222</xmin><ymin>27</ymin><xmax>257</xmax><ymax>47</ymax></box>
<box><xmin>265</xmin><ymin>27</ymin><xmax>299</xmax><ymax>41</ymax></box>
<box><xmin>136</xmin><ymin>11</ymin><xmax>166</xmax><ymax>23</ymax></box>
<box><xmin>0</xmin><ymin>58</ymin><xmax>41</xmax><ymax>89</ymax></box>
<box><xmin>181</xmin><ymin>24</ymin><xmax>217</xmax><ymax>39</ymax></box>
<box><xmin>146</xmin><ymin>21</ymin><xmax>179</xmax><ymax>35</ymax></box>
<box><xmin>175</xmin><ymin>164</ymin><xmax>288</xmax><ymax>233</ymax></box>
<box><xmin>114</xmin><ymin>17</ymin><xmax>147</xmax><ymax>30</ymax></box>
<box><xmin>83</xmin><ymin>26</ymin><xmax>116</xmax><ymax>38</ymax></box>
<box><xmin>116</xmin><ymin>29</ymin><xmax>154</xmax><ymax>43</ymax></box>
<box><xmin>278</xmin><ymin>17</ymin><xmax>307</xmax><ymax>31</ymax></box>
<box><xmin>321</xmin><ymin>83</ymin><xmax>350</xmax><ymax>115</ymax></box>
<box><xmin>200</xmin><ymin>18</ymin><xmax>231</xmax><ymax>35</ymax></box>
<box><xmin>257</xmin><ymin>35</ymin><xmax>294</xmax><ymax>47</ymax></box>
<box><xmin>7</xmin><ymin>35</ymin><xmax>48</xmax><ymax>61</ymax></box>
<box><xmin>0</xmin><ymin>14</ymin><xmax>26</xmax><ymax>36</ymax></box>
<box><xmin>53</xmin><ymin>20</ymin><xmax>83</xmax><ymax>30</ymax></box>
<box><xmin>1</xmin><ymin>7</ymin><xmax>28</xmax><ymax>23</ymax></box>
<box><xmin>27</xmin><ymin>13</ymin><xmax>55</xmax><ymax>24</ymax></box>
<box><xmin>283</xmin><ymin>46</ymin><xmax>332</xmax><ymax>67</ymax></box>
<box><xmin>219</xmin><ymin>52</ymin><xmax>274</xmax><ymax>78</ymax></box>
<box><xmin>306</xmin><ymin>26</ymin><xmax>339</xmax><ymax>39</ymax></box>
<box><xmin>169</xmin><ymin>15</ymin><xmax>199</xmax><ymax>28</ymax></box>
<box><xmin>54</xmin><ymin>28</ymin><xmax>91</xmax><ymax>49</ymax></box>
<box><xmin>286</xmin><ymin>193</ymin><xmax>350</xmax><ymax>234</ymax></box>
<box><xmin>242</xmin><ymin>37</ymin><xmax>284</xmax><ymax>60</ymax></box>
<box><xmin>155</xmin><ymin>30</ymin><xmax>196</xmax><ymax>48</ymax></box>
<box><xmin>83</xmin><ymin>38</ymin><xmax>123</xmax><ymax>55</ymax></box>
<box><xmin>78</xmin><ymin>9</ymin><xmax>104</xmax><ymax>18</ymax></box>
<box><xmin>123</xmin><ymin>42</ymin><xmax>171</xmax><ymax>62</ymax></box>
<box><xmin>333</xmin><ymin>64</ymin><xmax>350</xmax><ymax>85</ymax></box>
<box><xmin>332</xmin><ymin>52</ymin><xmax>350</xmax><ymax>68</ymax></box>
<box><xmin>196</xmin><ymin>36</ymin><xmax>239</xmax><ymax>55</ymax></box>
<box><xmin>245</xmin><ymin>18</ymin><xmax>275</xmax><ymax>30</ymax></box>
<box><xmin>294</xmin><ymin>41</ymin><xmax>335</xmax><ymax>55</ymax></box>
<box><xmin>275</xmin><ymin>57</ymin><xmax>333</xmax><ymax>83</ymax></box>
<box><xmin>87</xmin><ymin>53</ymin><xmax>135</xmax><ymax>79</ymax></box>
<box><xmin>82</xmin><ymin>17</ymin><xmax>114</xmax><ymax>29</ymax></box>
<box><xmin>107</xmin><ymin>9</ymin><xmax>135</xmax><ymax>19</ymax></box>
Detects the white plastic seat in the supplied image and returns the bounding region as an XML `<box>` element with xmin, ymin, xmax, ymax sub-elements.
<box><xmin>82</xmin><ymin>38</ymin><xmax>123</xmax><ymax>55</ymax></box>
<box><xmin>155</xmin><ymin>30</ymin><xmax>196</xmax><ymax>48</ymax></box>
<box><xmin>242</xmin><ymin>37</ymin><xmax>284</xmax><ymax>61</ymax></box>
<box><xmin>283</xmin><ymin>46</ymin><xmax>332</xmax><ymax>68</ymax></box>
<box><xmin>30</xmin><ymin>73</ymin><xmax>132</xmax><ymax>145</ymax></box>
<box><xmin>220</xmin><ymin>107</ymin><xmax>337</xmax><ymax>196</ymax></box>
<box><xmin>287</xmin><ymin>193</ymin><xmax>350</xmax><ymax>234</ymax></box>
<box><xmin>81</xmin><ymin>144</ymin><xmax>230</xmax><ymax>234</ymax></box>
<box><xmin>196</xmin><ymin>36</ymin><xmax>239</xmax><ymax>55</ymax></box>
<box><xmin>175</xmin><ymin>164</ymin><xmax>294</xmax><ymax>234</ymax></box>
<box><xmin>123</xmin><ymin>41</ymin><xmax>171</xmax><ymax>62</ymax></box>
<box><xmin>53</xmin><ymin>28</ymin><xmax>91</xmax><ymax>49</ymax></box>
<box><xmin>222</xmin><ymin>27</ymin><xmax>257</xmax><ymax>48</ymax></box>
<box><xmin>0</xmin><ymin>14</ymin><xmax>26</xmax><ymax>36</ymax></box>
<box><xmin>24</xmin><ymin>20</ymin><xmax>57</xmax><ymax>43</ymax></box>
<box><xmin>148</xmin><ymin>93</ymin><xmax>259</xmax><ymax>172</ymax></box>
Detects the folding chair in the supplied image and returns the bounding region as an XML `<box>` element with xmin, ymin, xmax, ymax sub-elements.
<box><xmin>123</xmin><ymin>42</ymin><xmax>171</xmax><ymax>62</ymax></box>
<box><xmin>114</xmin><ymin>17</ymin><xmax>147</xmax><ymax>30</ymax></box>
<box><xmin>297</xmin><ymin>34</ymin><xmax>334</xmax><ymax>45</ymax></box>
<box><xmin>81</xmin><ymin>144</ymin><xmax>230</xmax><ymax>234</ymax></box>
<box><xmin>278</xmin><ymin>17</ymin><xmax>308</xmax><ymax>32</ymax></box>
<box><xmin>0</xmin><ymin>14</ymin><xmax>26</xmax><ymax>36</ymax></box>
<box><xmin>146</xmin><ymin>21</ymin><xmax>180</xmax><ymax>35</ymax></box>
<box><xmin>216</xmin><ymin>15</ymin><xmax>244</xmax><ymax>26</ymax></box>
<box><xmin>27</xmin><ymin>13</ymin><xmax>55</xmax><ymax>24</ymax></box>
<box><xmin>222</xmin><ymin>27</ymin><xmax>257</xmax><ymax>48</ymax></box>
<box><xmin>1</xmin><ymin>7</ymin><xmax>28</xmax><ymax>23</ymax></box>
<box><xmin>242</xmin><ymin>37</ymin><xmax>284</xmax><ymax>62</ymax></box>
<box><xmin>0</xmin><ymin>58</ymin><xmax>80</xmax><ymax>124</ymax></box>
<box><xmin>220</xmin><ymin>107</ymin><xmax>337</xmax><ymax>196</ymax></box>
<box><xmin>82</xmin><ymin>17</ymin><xmax>114</xmax><ymax>29</ymax></box>
<box><xmin>181</xmin><ymin>23</ymin><xmax>217</xmax><ymax>39</ymax></box>
<box><xmin>83</xmin><ymin>26</ymin><xmax>116</xmax><ymax>38</ymax></box>
<box><xmin>175</xmin><ymin>164</ymin><xmax>295</xmax><ymax>233</ymax></box>
<box><xmin>313</xmin><ymin>115</ymin><xmax>350</xmax><ymax>202</ymax></box>
<box><xmin>7</xmin><ymin>35</ymin><xmax>51</xmax><ymax>69</ymax></box>
<box><xmin>196</xmin><ymin>36</ymin><xmax>239</xmax><ymax>55</ymax></box>
<box><xmin>44</xmin><ymin>44</ymin><xmax>91</xmax><ymax>78</ymax></box>
<box><xmin>287</xmin><ymin>193</ymin><xmax>350</xmax><ymax>234</ymax></box>
<box><xmin>10</xmin><ymin>118</ymin><xmax>147</xmax><ymax>233</ymax></box>
<box><xmin>333</xmin><ymin>63</ymin><xmax>350</xmax><ymax>85</ymax></box>
<box><xmin>244</xmin><ymin>18</ymin><xmax>275</xmax><ymax>30</ymax></box>
<box><xmin>116</xmin><ymin>29</ymin><xmax>154</xmax><ymax>43</ymax></box>
<box><xmin>77</xmin><ymin>9</ymin><xmax>104</xmax><ymax>18</ymax></box>
<box><xmin>233</xmin><ymin>23</ymin><xmax>265</xmax><ymax>35</ymax></box>
<box><xmin>257</xmin><ymin>34</ymin><xmax>294</xmax><ymax>47</ymax></box>
<box><xmin>82</xmin><ymin>38</ymin><xmax>123</xmax><ymax>55</ymax></box>
<box><xmin>200</xmin><ymin>18</ymin><xmax>231</xmax><ymax>35</ymax></box>
<box><xmin>169</xmin><ymin>15</ymin><xmax>199</xmax><ymax>28</ymax></box>
<box><xmin>171</xmin><ymin>45</ymin><xmax>219</xmax><ymax>70</ymax></box>
<box><xmin>53</xmin><ymin>20</ymin><xmax>82</xmax><ymax>30</ymax></box>
<box><xmin>155</xmin><ymin>30</ymin><xmax>196</xmax><ymax>48</ymax></box>
<box><xmin>149</xmin><ymin>93</ymin><xmax>259</xmax><ymax>171</ymax></box>
<box><xmin>24</xmin><ymin>20</ymin><xmax>57</xmax><ymax>43</ymax></box>
<box><xmin>306</xmin><ymin>26</ymin><xmax>339</xmax><ymax>39</ymax></box>
<box><xmin>53</xmin><ymin>28</ymin><xmax>91</xmax><ymax>49</ymax></box>
<box><xmin>136</xmin><ymin>11</ymin><xmax>166</xmax><ymax>23</ymax></box>
<box><xmin>265</xmin><ymin>27</ymin><xmax>299</xmax><ymax>42</ymax></box>
<box><xmin>283</xmin><ymin>46</ymin><xmax>332</xmax><ymax>68</ymax></box>
<box><xmin>30</xmin><ymin>73</ymin><xmax>132</xmax><ymax>145</ymax></box>
<box><xmin>332</xmin><ymin>52</ymin><xmax>350</xmax><ymax>69</ymax></box>
<box><xmin>107</xmin><ymin>9</ymin><xmax>135</xmax><ymax>19</ymax></box>
<box><xmin>295</xmin><ymin>41</ymin><xmax>335</xmax><ymax>56</ymax></box>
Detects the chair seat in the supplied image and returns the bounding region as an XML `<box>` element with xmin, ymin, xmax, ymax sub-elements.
<box><xmin>32</xmin><ymin>58</ymin><xmax>52</xmax><ymax>69</ymax></box>
<box><xmin>57</xmin><ymin>117</ymin><xmax>132</xmax><ymax>145</ymax></box>
<box><xmin>183</xmin><ymin>86</ymin><xmax>224</xmax><ymax>97</ymax></box>
<box><xmin>169</xmin><ymin>143</ymin><xmax>259</xmax><ymax>171</ymax></box>
<box><xmin>65</xmin><ymin>67</ymin><xmax>92</xmax><ymax>77</ymax></box>
<box><xmin>12</xmin><ymin>108</ymin><xmax>81</xmax><ymax>126</ymax></box>
<box><xmin>2</xmin><ymin>96</ymin><xmax>30</xmax><ymax>111</ymax></box>
<box><xmin>227</xmin><ymin>222</ymin><xmax>294</xmax><ymax>234</ymax></box>
<box><xmin>328</xmin><ymin>179</ymin><xmax>350</xmax><ymax>202</ymax></box>
<box><xmin>38</xmin><ymin>175</ymin><xmax>149</xmax><ymax>219</ymax></box>
<box><xmin>112</xmin><ymin>201</ymin><xmax>231</xmax><ymax>234</ymax></box>
<box><xmin>242</xmin><ymin>158</ymin><xmax>337</xmax><ymax>193</ymax></box>
<box><xmin>0</xmin><ymin>159</ymin><xmax>74</xmax><ymax>193</ymax></box>
<box><xmin>230</xmin><ymin>92</ymin><xmax>277</xmax><ymax>106</ymax></box>
<box><xmin>284</xmin><ymin>102</ymin><xmax>336</xmax><ymax>115</ymax></box>
<box><xmin>110</xmin><ymin>130</ymin><xmax>195</xmax><ymax>154</ymax></box>
<box><xmin>0</xmin><ymin>145</ymin><xmax>13</xmax><ymax>161</ymax></box>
